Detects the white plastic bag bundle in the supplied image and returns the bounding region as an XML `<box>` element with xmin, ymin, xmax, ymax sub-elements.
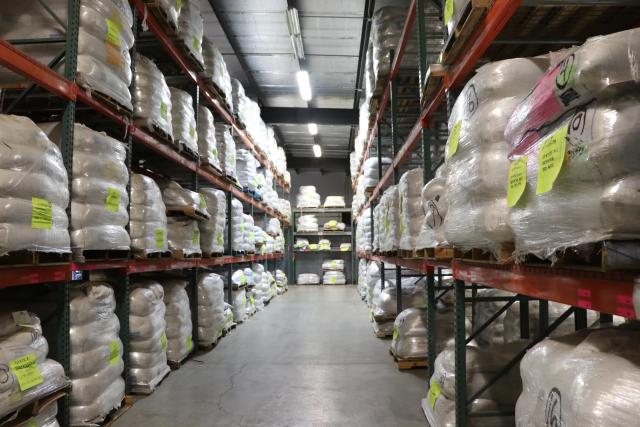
<box><xmin>197</xmin><ymin>273</ymin><xmax>225</xmax><ymax>346</ymax></box>
<box><xmin>266</xmin><ymin>218</ymin><xmax>282</xmax><ymax>236</ymax></box>
<box><xmin>129</xmin><ymin>280</ymin><xmax>170</xmax><ymax>392</ymax></box>
<box><xmin>223</xmin><ymin>304</ymin><xmax>234</xmax><ymax>330</ymax></box>
<box><xmin>297</xmin><ymin>273</ymin><xmax>320</xmax><ymax>285</ymax></box>
<box><xmin>443</xmin><ymin>58</ymin><xmax>547</xmax><ymax>255</ymax></box>
<box><xmin>296</xmin><ymin>215</ymin><xmax>318</xmax><ymax>232</ymax></box>
<box><xmin>390</xmin><ymin>307</ymin><xmax>455</xmax><ymax>359</ymax></box>
<box><xmin>160</xmin><ymin>181</ymin><xmax>209</xmax><ymax>218</ymax></box>
<box><xmin>318</xmin><ymin>239</ymin><xmax>331</xmax><ymax>251</ymax></box>
<box><xmin>28</xmin><ymin>401</ymin><xmax>59</xmax><ymax>427</ymax></box>
<box><xmin>169</xmin><ymin>87</ymin><xmax>198</xmax><ymax>156</ymax></box>
<box><xmin>198</xmin><ymin>188</ymin><xmax>225</xmax><ymax>255</ymax></box>
<box><xmin>167</xmin><ymin>218</ymin><xmax>201</xmax><ymax>257</ymax></box>
<box><xmin>296</xmin><ymin>186</ymin><xmax>321</xmax><ymax>208</ymax></box>
<box><xmin>294</xmin><ymin>239</ymin><xmax>309</xmax><ymax>250</ymax></box>
<box><xmin>323</xmin><ymin>196</ymin><xmax>345</xmax><ymax>208</ymax></box>
<box><xmin>371</xmin><ymin>7</ymin><xmax>406</xmax><ymax>90</ymax></box>
<box><xmin>242</xmin><ymin>214</ymin><xmax>255</xmax><ymax>252</ymax></box>
<box><xmin>231</xmin><ymin>289</ymin><xmax>247</xmax><ymax>323</ymax></box>
<box><xmin>0</xmin><ymin>311</ymin><xmax>68</xmax><ymax>419</ymax></box>
<box><xmin>506</xmin><ymin>28</ymin><xmax>640</xmax><ymax>151</ymax></box>
<box><xmin>152</xmin><ymin>0</ymin><xmax>179</xmax><ymax>30</ymax></box>
<box><xmin>176</xmin><ymin>0</ymin><xmax>204</xmax><ymax>68</ymax></box>
<box><xmin>357</xmin><ymin>259</ymin><xmax>368</xmax><ymax>298</ymax></box>
<box><xmin>416</xmin><ymin>174</ymin><xmax>448</xmax><ymax>249</ymax></box>
<box><xmin>510</xmin><ymin>92</ymin><xmax>640</xmax><ymax>261</ymax></box>
<box><xmin>224</xmin><ymin>135</ymin><xmax>238</xmax><ymax>182</ymax></box>
<box><xmin>275</xmin><ymin>270</ymin><xmax>288</xmax><ymax>293</ymax></box>
<box><xmin>236</xmin><ymin>150</ymin><xmax>258</xmax><ymax>191</ymax></box>
<box><xmin>516</xmin><ymin>325</ymin><xmax>640</xmax><ymax>427</ymax></box>
<box><xmin>365</xmin><ymin>261</ymin><xmax>381</xmax><ymax>306</ymax></box>
<box><xmin>253</xmin><ymin>226</ymin><xmax>265</xmax><ymax>247</ymax></box>
<box><xmin>214</xmin><ymin>124</ymin><xmax>232</xmax><ymax>173</ymax></box>
<box><xmin>372</xmin><ymin>281</ymin><xmax>427</xmax><ymax>319</ymax></box>
<box><xmin>196</xmin><ymin>106</ymin><xmax>220</xmax><ymax>169</ymax></box>
<box><xmin>399</xmin><ymin>168</ymin><xmax>424</xmax><ymax>250</ymax></box>
<box><xmin>323</xmin><ymin>271</ymin><xmax>346</xmax><ymax>285</ymax></box>
<box><xmin>202</xmin><ymin>38</ymin><xmax>233</xmax><ymax>109</ymax></box>
<box><xmin>69</xmin><ymin>282</ymin><xmax>124</xmax><ymax>425</ymax></box>
<box><xmin>129</xmin><ymin>174</ymin><xmax>168</xmax><ymax>255</ymax></box>
<box><xmin>0</xmin><ymin>115</ymin><xmax>70</xmax><ymax>254</ymax></box>
<box><xmin>378</xmin><ymin>185</ymin><xmax>400</xmax><ymax>252</ymax></box>
<box><xmin>357</xmin><ymin>209</ymin><xmax>373</xmax><ymax>252</ymax></box>
<box><xmin>322</xmin><ymin>259</ymin><xmax>344</xmax><ymax>271</ymax></box>
<box><xmin>323</xmin><ymin>220</ymin><xmax>346</xmax><ymax>231</ymax></box>
<box><xmin>226</xmin><ymin>198</ymin><xmax>244</xmax><ymax>252</ymax></box>
<box><xmin>133</xmin><ymin>54</ymin><xmax>173</xmax><ymax>139</ymax></box>
<box><xmin>161</xmin><ymin>280</ymin><xmax>193</xmax><ymax>363</ymax></box>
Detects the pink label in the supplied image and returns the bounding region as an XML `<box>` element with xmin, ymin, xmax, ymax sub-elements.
<box><xmin>615</xmin><ymin>307</ymin><xmax>636</xmax><ymax>319</ymax></box>
<box><xmin>616</xmin><ymin>294</ymin><xmax>633</xmax><ymax>305</ymax></box>
<box><xmin>577</xmin><ymin>289</ymin><xmax>591</xmax><ymax>298</ymax></box>
<box><xmin>577</xmin><ymin>299</ymin><xmax>592</xmax><ymax>309</ymax></box>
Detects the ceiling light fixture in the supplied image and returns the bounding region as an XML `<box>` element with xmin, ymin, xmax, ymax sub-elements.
<box><xmin>308</xmin><ymin>123</ymin><xmax>318</xmax><ymax>135</ymax></box>
<box><xmin>286</xmin><ymin>8</ymin><xmax>305</xmax><ymax>59</ymax></box>
<box><xmin>296</xmin><ymin>70</ymin><xmax>312</xmax><ymax>101</ymax></box>
<box><xmin>313</xmin><ymin>144</ymin><xmax>322</xmax><ymax>158</ymax></box>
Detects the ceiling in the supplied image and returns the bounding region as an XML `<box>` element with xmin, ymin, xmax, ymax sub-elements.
<box><xmin>197</xmin><ymin>0</ymin><xmax>367</xmax><ymax>166</ymax></box>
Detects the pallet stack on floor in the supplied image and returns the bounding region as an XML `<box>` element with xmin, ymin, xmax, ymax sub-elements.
<box><xmin>0</xmin><ymin>0</ymin><xmax>292</xmax><ymax>426</ymax></box>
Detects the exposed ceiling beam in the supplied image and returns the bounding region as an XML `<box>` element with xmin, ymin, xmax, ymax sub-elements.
<box><xmin>262</xmin><ymin>108</ymin><xmax>358</xmax><ymax>125</ymax></box>
<box><xmin>288</xmin><ymin>157</ymin><xmax>349</xmax><ymax>172</ymax></box>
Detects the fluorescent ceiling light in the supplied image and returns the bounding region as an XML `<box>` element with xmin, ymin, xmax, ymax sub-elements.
<box><xmin>308</xmin><ymin>123</ymin><xmax>318</xmax><ymax>135</ymax></box>
<box><xmin>296</xmin><ymin>70</ymin><xmax>312</xmax><ymax>101</ymax></box>
<box><xmin>286</xmin><ymin>8</ymin><xmax>305</xmax><ymax>59</ymax></box>
<box><xmin>313</xmin><ymin>144</ymin><xmax>322</xmax><ymax>158</ymax></box>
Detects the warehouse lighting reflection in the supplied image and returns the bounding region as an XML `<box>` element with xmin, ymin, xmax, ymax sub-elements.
<box><xmin>296</xmin><ymin>70</ymin><xmax>312</xmax><ymax>101</ymax></box>
<box><xmin>313</xmin><ymin>144</ymin><xmax>322</xmax><ymax>157</ymax></box>
<box><xmin>308</xmin><ymin>123</ymin><xmax>318</xmax><ymax>135</ymax></box>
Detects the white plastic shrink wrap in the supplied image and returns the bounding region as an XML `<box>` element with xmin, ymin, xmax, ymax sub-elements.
<box><xmin>151</xmin><ymin>0</ymin><xmax>179</xmax><ymax>30</ymax></box>
<box><xmin>0</xmin><ymin>311</ymin><xmax>69</xmax><ymax>418</ymax></box>
<box><xmin>242</xmin><ymin>214</ymin><xmax>255</xmax><ymax>252</ymax></box>
<box><xmin>161</xmin><ymin>280</ymin><xmax>193</xmax><ymax>363</ymax></box>
<box><xmin>69</xmin><ymin>283</ymin><xmax>124</xmax><ymax>425</ymax></box>
<box><xmin>323</xmin><ymin>220</ymin><xmax>345</xmax><ymax>231</ymax></box>
<box><xmin>198</xmin><ymin>188</ymin><xmax>226</xmax><ymax>255</ymax></box>
<box><xmin>323</xmin><ymin>196</ymin><xmax>345</xmax><ymax>208</ymax></box>
<box><xmin>378</xmin><ymin>185</ymin><xmax>400</xmax><ymax>252</ymax></box>
<box><xmin>357</xmin><ymin>260</ymin><xmax>368</xmax><ymax>298</ymax></box>
<box><xmin>29</xmin><ymin>401</ymin><xmax>59</xmax><ymax>427</ymax></box>
<box><xmin>297</xmin><ymin>273</ymin><xmax>320</xmax><ymax>285</ymax></box>
<box><xmin>361</xmin><ymin>157</ymin><xmax>392</xmax><ymax>189</ymax></box>
<box><xmin>177</xmin><ymin>0</ymin><xmax>204</xmax><ymax>68</ymax></box>
<box><xmin>231</xmin><ymin>289</ymin><xmax>247</xmax><ymax>323</ymax></box>
<box><xmin>390</xmin><ymin>307</ymin><xmax>455</xmax><ymax>360</ymax></box>
<box><xmin>0</xmin><ymin>115</ymin><xmax>70</xmax><ymax>254</ymax></box>
<box><xmin>296</xmin><ymin>186</ymin><xmax>321</xmax><ymax>209</ymax></box>
<box><xmin>416</xmin><ymin>174</ymin><xmax>448</xmax><ymax>249</ymax></box>
<box><xmin>365</xmin><ymin>261</ymin><xmax>381</xmax><ymax>306</ymax></box>
<box><xmin>266</xmin><ymin>218</ymin><xmax>282</xmax><ymax>237</ymax></box>
<box><xmin>169</xmin><ymin>87</ymin><xmax>199</xmax><ymax>156</ymax></box>
<box><xmin>323</xmin><ymin>271</ymin><xmax>346</xmax><ymax>285</ymax></box>
<box><xmin>443</xmin><ymin>58</ymin><xmax>547</xmax><ymax>255</ymax></box>
<box><xmin>505</xmin><ymin>28</ymin><xmax>640</xmax><ymax>152</ymax></box>
<box><xmin>214</xmin><ymin>124</ymin><xmax>233</xmax><ymax>175</ymax></box>
<box><xmin>160</xmin><ymin>181</ymin><xmax>209</xmax><ymax>218</ymax></box>
<box><xmin>197</xmin><ymin>273</ymin><xmax>225</xmax><ymax>346</ymax></box>
<box><xmin>237</xmin><ymin>150</ymin><xmax>258</xmax><ymax>192</ymax></box>
<box><xmin>225</xmin><ymin>199</ymin><xmax>244</xmax><ymax>253</ymax></box>
<box><xmin>223</xmin><ymin>304</ymin><xmax>234</xmax><ymax>330</ymax></box>
<box><xmin>371</xmin><ymin>7</ymin><xmax>406</xmax><ymax>92</ymax></box>
<box><xmin>133</xmin><ymin>54</ymin><xmax>173</xmax><ymax>139</ymax></box>
<box><xmin>128</xmin><ymin>280</ymin><xmax>169</xmax><ymax>391</ymax></box>
<box><xmin>224</xmin><ymin>135</ymin><xmax>238</xmax><ymax>182</ymax></box>
<box><xmin>516</xmin><ymin>325</ymin><xmax>640</xmax><ymax>427</ymax></box>
<box><xmin>509</xmin><ymin>92</ymin><xmax>640</xmax><ymax>260</ymax></box>
<box><xmin>322</xmin><ymin>259</ymin><xmax>344</xmax><ymax>271</ymax></box>
<box><xmin>41</xmin><ymin>122</ymin><xmax>130</xmax><ymax>252</ymax></box>
<box><xmin>372</xmin><ymin>281</ymin><xmax>427</xmax><ymax>319</ymax></box>
<box><xmin>398</xmin><ymin>169</ymin><xmax>424</xmax><ymax>250</ymax></box>
<box><xmin>196</xmin><ymin>106</ymin><xmax>220</xmax><ymax>170</ymax></box>
<box><xmin>202</xmin><ymin>39</ymin><xmax>233</xmax><ymax>109</ymax></box>
<box><xmin>167</xmin><ymin>218</ymin><xmax>201</xmax><ymax>257</ymax></box>
<box><xmin>296</xmin><ymin>215</ymin><xmax>318</xmax><ymax>232</ymax></box>
<box><xmin>275</xmin><ymin>270</ymin><xmax>288</xmax><ymax>294</ymax></box>
<box><xmin>356</xmin><ymin>209</ymin><xmax>373</xmax><ymax>252</ymax></box>
<box><xmin>129</xmin><ymin>174</ymin><xmax>168</xmax><ymax>255</ymax></box>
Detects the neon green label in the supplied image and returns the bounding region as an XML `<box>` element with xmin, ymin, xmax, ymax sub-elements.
<box><xmin>199</xmin><ymin>194</ymin><xmax>207</xmax><ymax>209</ymax></box>
<box><xmin>31</xmin><ymin>197</ymin><xmax>52</xmax><ymax>230</ymax></box>
<box><xmin>108</xmin><ymin>340</ymin><xmax>120</xmax><ymax>366</ymax></box>
<box><xmin>186</xmin><ymin>335</ymin><xmax>193</xmax><ymax>352</ymax></box>
<box><xmin>9</xmin><ymin>354</ymin><xmax>43</xmax><ymax>391</ymax></box>
<box><xmin>444</xmin><ymin>0</ymin><xmax>455</xmax><ymax>24</ymax></box>
<box><xmin>28</xmin><ymin>421</ymin><xmax>36</xmax><ymax>427</ymax></box>
<box><xmin>507</xmin><ymin>156</ymin><xmax>527</xmax><ymax>208</ymax></box>
<box><xmin>105</xmin><ymin>18</ymin><xmax>121</xmax><ymax>47</ymax></box>
<box><xmin>428</xmin><ymin>380</ymin><xmax>442</xmax><ymax>409</ymax></box>
<box><xmin>329</xmin><ymin>276</ymin><xmax>336</xmax><ymax>284</ymax></box>
<box><xmin>155</xmin><ymin>228</ymin><xmax>165</xmax><ymax>249</ymax></box>
<box><xmin>189</xmin><ymin>125</ymin><xmax>196</xmax><ymax>140</ymax></box>
<box><xmin>217</xmin><ymin>233</ymin><xmax>223</xmax><ymax>246</ymax></box>
<box><xmin>250</xmin><ymin>295</ymin><xmax>255</xmax><ymax>305</ymax></box>
<box><xmin>175</xmin><ymin>0</ymin><xmax>182</xmax><ymax>10</ymax></box>
<box><xmin>392</xmin><ymin>325</ymin><xmax>398</xmax><ymax>341</ymax></box>
<box><xmin>161</xmin><ymin>332</ymin><xmax>167</xmax><ymax>351</ymax></box>
<box><xmin>105</xmin><ymin>187</ymin><xmax>120</xmax><ymax>212</ymax></box>
<box><xmin>192</xmin><ymin>36</ymin><xmax>199</xmax><ymax>52</ymax></box>
<box><xmin>160</xmin><ymin>102</ymin><xmax>168</xmax><ymax>120</ymax></box>
<box><xmin>446</xmin><ymin>121</ymin><xmax>462</xmax><ymax>159</ymax></box>
<box><xmin>536</xmin><ymin>126</ymin><xmax>567</xmax><ymax>195</ymax></box>
<box><xmin>192</xmin><ymin>229</ymin><xmax>200</xmax><ymax>245</ymax></box>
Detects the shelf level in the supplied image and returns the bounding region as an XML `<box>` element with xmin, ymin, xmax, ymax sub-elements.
<box><xmin>295</xmin><ymin>231</ymin><xmax>352</xmax><ymax>236</ymax></box>
<box><xmin>294</xmin><ymin>208</ymin><xmax>351</xmax><ymax>214</ymax></box>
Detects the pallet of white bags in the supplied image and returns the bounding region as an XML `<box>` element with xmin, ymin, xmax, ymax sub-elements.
<box><xmin>454</xmin><ymin>243</ymin><xmax>514</xmax><ymax>265</ymax></box>
<box><xmin>134</xmin><ymin>119</ymin><xmax>174</xmax><ymax>146</ymax></box>
<box><xmin>441</xmin><ymin>0</ymin><xmax>493</xmax><ymax>65</ymax></box>
<box><xmin>166</xmin><ymin>206</ymin><xmax>210</xmax><ymax>221</ymax></box>
<box><xmin>176</xmin><ymin>140</ymin><xmax>200</xmax><ymax>163</ymax></box>
<box><xmin>1</xmin><ymin>384</ymin><xmax>70</xmax><ymax>427</ymax></box>
<box><xmin>389</xmin><ymin>348</ymin><xmax>428</xmax><ymax>370</ymax></box>
<box><xmin>0</xmin><ymin>250</ymin><xmax>71</xmax><ymax>267</ymax></box>
<box><xmin>130</xmin><ymin>366</ymin><xmax>171</xmax><ymax>395</ymax></box>
<box><xmin>143</xmin><ymin>0</ymin><xmax>179</xmax><ymax>34</ymax></box>
<box><xmin>73</xmin><ymin>249</ymin><xmax>130</xmax><ymax>263</ymax></box>
<box><xmin>132</xmin><ymin>250</ymin><xmax>171</xmax><ymax>261</ymax></box>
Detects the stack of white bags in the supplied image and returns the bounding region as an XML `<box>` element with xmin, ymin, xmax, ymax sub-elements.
<box><xmin>398</xmin><ymin>168</ymin><xmax>424</xmax><ymax>251</ymax></box>
<box><xmin>196</xmin><ymin>106</ymin><xmax>221</xmax><ymax>170</ymax></box>
<box><xmin>416</xmin><ymin>170</ymin><xmax>448</xmax><ymax>249</ymax></box>
<box><xmin>214</xmin><ymin>124</ymin><xmax>235</xmax><ymax>178</ymax></box>
<box><xmin>169</xmin><ymin>87</ymin><xmax>199</xmax><ymax>156</ymax></box>
<box><xmin>322</xmin><ymin>259</ymin><xmax>346</xmax><ymax>284</ymax></box>
<box><xmin>69</xmin><ymin>282</ymin><xmax>124</xmax><ymax>425</ymax></box>
<box><xmin>296</xmin><ymin>186</ymin><xmax>321</xmax><ymax>208</ymax></box>
<box><xmin>376</xmin><ymin>186</ymin><xmax>400</xmax><ymax>252</ymax></box>
<box><xmin>227</xmin><ymin>199</ymin><xmax>244</xmax><ymax>253</ymax></box>
<box><xmin>242</xmin><ymin>214</ymin><xmax>255</xmax><ymax>253</ymax></box>
<box><xmin>133</xmin><ymin>54</ymin><xmax>173</xmax><ymax>140</ymax></box>
<box><xmin>275</xmin><ymin>270</ymin><xmax>288</xmax><ymax>294</ymax></box>
<box><xmin>198</xmin><ymin>188</ymin><xmax>226</xmax><ymax>256</ymax></box>
<box><xmin>296</xmin><ymin>215</ymin><xmax>318</xmax><ymax>232</ymax></box>
<box><xmin>167</xmin><ymin>218</ymin><xmax>201</xmax><ymax>257</ymax></box>
<box><xmin>202</xmin><ymin>38</ymin><xmax>233</xmax><ymax>109</ymax></box>
<box><xmin>297</xmin><ymin>273</ymin><xmax>320</xmax><ymax>285</ymax></box>
<box><xmin>129</xmin><ymin>280</ymin><xmax>170</xmax><ymax>393</ymax></box>
<box><xmin>161</xmin><ymin>279</ymin><xmax>193</xmax><ymax>363</ymax></box>
<box><xmin>324</xmin><ymin>196</ymin><xmax>346</xmax><ymax>208</ymax></box>
<box><xmin>356</xmin><ymin>209</ymin><xmax>373</xmax><ymax>252</ymax></box>
<box><xmin>0</xmin><ymin>115</ymin><xmax>70</xmax><ymax>255</ymax></box>
<box><xmin>129</xmin><ymin>174</ymin><xmax>168</xmax><ymax>256</ymax></box>
<box><xmin>197</xmin><ymin>273</ymin><xmax>226</xmax><ymax>346</ymax></box>
<box><xmin>231</xmin><ymin>289</ymin><xmax>247</xmax><ymax>323</ymax></box>
<box><xmin>176</xmin><ymin>0</ymin><xmax>204</xmax><ymax>68</ymax></box>
<box><xmin>237</xmin><ymin>149</ymin><xmax>258</xmax><ymax>192</ymax></box>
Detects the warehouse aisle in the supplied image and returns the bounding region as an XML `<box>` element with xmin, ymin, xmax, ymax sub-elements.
<box><xmin>114</xmin><ymin>286</ymin><xmax>428</xmax><ymax>426</ymax></box>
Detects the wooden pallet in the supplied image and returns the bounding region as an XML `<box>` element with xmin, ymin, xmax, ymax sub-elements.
<box><xmin>73</xmin><ymin>249</ymin><xmax>130</xmax><ymax>263</ymax></box>
<box><xmin>134</xmin><ymin>119</ymin><xmax>174</xmax><ymax>145</ymax></box>
<box><xmin>132</xmin><ymin>250</ymin><xmax>172</xmax><ymax>260</ymax></box>
<box><xmin>101</xmin><ymin>395</ymin><xmax>134</xmax><ymax>427</ymax></box>
<box><xmin>407</xmin><ymin>247</ymin><xmax>454</xmax><ymax>260</ymax></box>
<box><xmin>421</xmin><ymin>64</ymin><xmax>446</xmax><ymax>108</ymax></box>
<box><xmin>389</xmin><ymin>349</ymin><xmax>428</xmax><ymax>370</ymax></box>
<box><xmin>171</xmin><ymin>250</ymin><xmax>202</xmax><ymax>260</ymax></box>
<box><xmin>454</xmin><ymin>243</ymin><xmax>514</xmax><ymax>265</ymax></box>
<box><xmin>2</xmin><ymin>385</ymin><xmax>70</xmax><ymax>427</ymax></box>
<box><xmin>202</xmin><ymin>252</ymin><xmax>224</xmax><ymax>259</ymax></box>
<box><xmin>91</xmin><ymin>89</ymin><xmax>133</xmax><ymax>117</ymax></box>
<box><xmin>203</xmin><ymin>81</ymin><xmax>232</xmax><ymax>112</ymax></box>
<box><xmin>0</xmin><ymin>250</ymin><xmax>71</xmax><ymax>267</ymax></box>
<box><xmin>143</xmin><ymin>0</ymin><xmax>178</xmax><ymax>34</ymax></box>
<box><xmin>176</xmin><ymin>140</ymin><xmax>200</xmax><ymax>163</ymax></box>
<box><xmin>166</xmin><ymin>206</ymin><xmax>210</xmax><ymax>221</ymax></box>
<box><xmin>130</xmin><ymin>366</ymin><xmax>171</xmax><ymax>395</ymax></box>
<box><xmin>201</xmin><ymin>161</ymin><xmax>224</xmax><ymax>177</ymax></box>
<box><xmin>441</xmin><ymin>0</ymin><xmax>493</xmax><ymax>65</ymax></box>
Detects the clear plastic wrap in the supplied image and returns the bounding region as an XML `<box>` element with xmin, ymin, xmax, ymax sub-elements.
<box><xmin>416</xmin><ymin>174</ymin><xmax>449</xmax><ymax>249</ymax></box>
<box><xmin>167</xmin><ymin>218</ymin><xmax>201</xmax><ymax>257</ymax></box>
<box><xmin>160</xmin><ymin>181</ymin><xmax>209</xmax><ymax>218</ymax></box>
<box><xmin>323</xmin><ymin>196</ymin><xmax>345</xmax><ymax>208</ymax></box>
<box><xmin>169</xmin><ymin>87</ymin><xmax>199</xmax><ymax>156</ymax></box>
<box><xmin>196</xmin><ymin>106</ymin><xmax>220</xmax><ymax>169</ymax></box>
<box><xmin>129</xmin><ymin>173</ymin><xmax>168</xmax><ymax>255</ymax></box>
<box><xmin>372</xmin><ymin>281</ymin><xmax>427</xmax><ymax>319</ymax></box>
<box><xmin>322</xmin><ymin>271</ymin><xmax>346</xmax><ymax>285</ymax></box>
<box><xmin>505</xmin><ymin>28</ymin><xmax>640</xmax><ymax>152</ymax></box>
<box><xmin>129</xmin><ymin>280</ymin><xmax>170</xmax><ymax>392</ymax></box>
<box><xmin>133</xmin><ymin>53</ymin><xmax>172</xmax><ymax>138</ymax></box>
<box><xmin>197</xmin><ymin>273</ymin><xmax>225</xmax><ymax>346</ymax></box>
<box><xmin>296</xmin><ymin>215</ymin><xmax>318</xmax><ymax>232</ymax></box>
<box><xmin>364</xmin><ymin>261</ymin><xmax>381</xmax><ymax>306</ymax></box>
<box><xmin>69</xmin><ymin>282</ymin><xmax>124</xmax><ymax>425</ymax></box>
<box><xmin>398</xmin><ymin>168</ymin><xmax>424</xmax><ymax>250</ymax></box>
<box><xmin>198</xmin><ymin>188</ymin><xmax>225</xmax><ymax>255</ymax></box>
<box><xmin>323</xmin><ymin>220</ymin><xmax>345</xmax><ymax>231</ymax></box>
<box><xmin>242</xmin><ymin>213</ymin><xmax>255</xmax><ymax>252</ymax></box>
<box><xmin>231</xmin><ymin>289</ymin><xmax>247</xmax><ymax>323</ymax></box>
<box><xmin>226</xmin><ymin>199</ymin><xmax>244</xmax><ymax>252</ymax></box>
<box><xmin>275</xmin><ymin>270</ymin><xmax>288</xmax><ymax>294</ymax></box>
<box><xmin>510</xmin><ymin>92</ymin><xmax>640</xmax><ymax>260</ymax></box>
<box><xmin>236</xmin><ymin>150</ymin><xmax>258</xmax><ymax>192</ymax></box>
<box><xmin>296</xmin><ymin>186</ymin><xmax>321</xmax><ymax>209</ymax></box>
<box><xmin>202</xmin><ymin>38</ymin><xmax>233</xmax><ymax>109</ymax></box>
<box><xmin>266</xmin><ymin>218</ymin><xmax>282</xmax><ymax>237</ymax></box>
<box><xmin>176</xmin><ymin>0</ymin><xmax>204</xmax><ymax>68</ymax></box>
<box><xmin>361</xmin><ymin>157</ymin><xmax>392</xmax><ymax>188</ymax></box>
<box><xmin>443</xmin><ymin>58</ymin><xmax>547</xmax><ymax>254</ymax></box>
<box><xmin>377</xmin><ymin>185</ymin><xmax>400</xmax><ymax>252</ymax></box>
<box><xmin>160</xmin><ymin>279</ymin><xmax>193</xmax><ymax>363</ymax></box>
<box><xmin>152</xmin><ymin>0</ymin><xmax>179</xmax><ymax>30</ymax></box>
<box><xmin>371</xmin><ymin>7</ymin><xmax>407</xmax><ymax>92</ymax></box>
<box><xmin>516</xmin><ymin>325</ymin><xmax>640</xmax><ymax>427</ymax></box>
<box><xmin>322</xmin><ymin>259</ymin><xmax>344</xmax><ymax>271</ymax></box>
<box><xmin>297</xmin><ymin>273</ymin><xmax>320</xmax><ymax>285</ymax></box>
<box><xmin>390</xmin><ymin>307</ymin><xmax>455</xmax><ymax>360</ymax></box>
<box><xmin>0</xmin><ymin>114</ymin><xmax>70</xmax><ymax>254</ymax></box>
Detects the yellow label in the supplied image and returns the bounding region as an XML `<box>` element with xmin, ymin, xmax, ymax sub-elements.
<box><xmin>189</xmin><ymin>125</ymin><xmax>196</xmax><ymax>140</ymax></box>
<box><xmin>28</xmin><ymin>420</ymin><xmax>36</xmax><ymax>427</ymax></box>
<box><xmin>199</xmin><ymin>194</ymin><xmax>207</xmax><ymax>209</ymax></box>
<box><xmin>105</xmin><ymin>187</ymin><xmax>121</xmax><ymax>212</ymax></box>
<box><xmin>507</xmin><ymin>156</ymin><xmax>527</xmax><ymax>208</ymax></box>
<box><xmin>444</xmin><ymin>0</ymin><xmax>455</xmax><ymax>25</ymax></box>
<box><xmin>446</xmin><ymin>121</ymin><xmax>462</xmax><ymax>159</ymax></box>
<box><xmin>217</xmin><ymin>233</ymin><xmax>223</xmax><ymax>246</ymax></box>
<box><xmin>428</xmin><ymin>380</ymin><xmax>442</xmax><ymax>409</ymax></box>
<box><xmin>250</xmin><ymin>295</ymin><xmax>255</xmax><ymax>305</ymax></box>
<box><xmin>160</xmin><ymin>102</ymin><xmax>168</xmax><ymax>121</ymax></box>
<box><xmin>105</xmin><ymin>18</ymin><xmax>121</xmax><ymax>47</ymax></box>
<box><xmin>392</xmin><ymin>325</ymin><xmax>398</xmax><ymax>341</ymax></box>
<box><xmin>155</xmin><ymin>228</ymin><xmax>165</xmax><ymax>249</ymax></box>
<box><xmin>161</xmin><ymin>332</ymin><xmax>167</xmax><ymax>351</ymax></box>
<box><xmin>249</xmin><ymin>232</ymin><xmax>254</xmax><ymax>241</ymax></box>
<box><xmin>9</xmin><ymin>354</ymin><xmax>43</xmax><ymax>392</ymax></box>
<box><xmin>108</xmin><ymin>340</ymin><xmax>120</xmax><ymax>366</ymax></box>
<box><xmin>536</xmin><ymin>126</ymin><xmax>567</xmax><ymax>195</ymax></box>
<box><xmin>31</xmin><ymin>197</ymin><xmax>52</xmax><ymax>230</ymax></box>
<box><xmin>175</xmin><ymin>0</ymin><xmax>182</xmax><ymax>10</ymax></box>
<box><xmin>192</xmin><ymin>36</ymin><xmax>199</xmax><ymax>52</ymax></box>
<box><xmin>329</xmin><ymin>276</ymin><xmax>336</xmax><ymax>284</ymax></box>
<box><xmin>186</xmin><ymin>335</ymin><xmax>193</xmax><ymax>352</ymax></box>
<box><xmin>212</xmin><ymin>147</ymin><xmax>218</xmax><ymax>157</ymax></box>
<box><xmin>192</xmin><ymin>229</ymin><xmax>200</xmax><ymax>245</ymax></box>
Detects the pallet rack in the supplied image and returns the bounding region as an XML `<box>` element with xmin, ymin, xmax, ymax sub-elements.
<box><xmin>355</xmin><ymin>0</ymin><xmax>640</xmax><ymax>425</ymax></box>
<box><xmin>0</xmin><ymin>1</ymin><xmax>291</xmax><ymax>425</ymax></box>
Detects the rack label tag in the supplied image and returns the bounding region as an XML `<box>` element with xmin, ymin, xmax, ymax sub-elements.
<box><xmin>536</xmin><ymin>126</ymin><xmax>567</xmax><ymax>195</ymax></box>
<box><xmin>109</xmin><ymin>340</ymin><xmax>120</xmax><ymax>366</ymax></box>
<box><xmin>217</xmin><ymin>233</ymin><xmax>223</xmax><ymax>246</ymax></box>
<box><xmin>446</xmin><ymin>121</ymin><xmax>462</xmax><ymax>159</ymax></box>
<box><xmin>31</xmin><ymin>197</ymin><xmax>52</xmax><ymax>230</ymax></box>
<box><xmin>507</xmin><ymin>156</ymin><xmax>527</xmax><ymax>207</ymax></box>
<box><xmin>105</xmin><ymin>187</ymin><xmax>121</xmax><ymax>212</ymax></box>
<box><xmin>9</xmin><ymin>354</ymin><xmax>43</xmax><ymax>391</ymax></box>
<box><xmin>155</xmin><ymin>228</ymin><xmax>165</xmax><ymax>249</ymax></box>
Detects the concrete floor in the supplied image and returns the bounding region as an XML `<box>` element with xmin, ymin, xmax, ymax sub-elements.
<box><xmin>114</xmin><ymin>286</ymin><xmax>428</xmax><ymax>426</ymax></box>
